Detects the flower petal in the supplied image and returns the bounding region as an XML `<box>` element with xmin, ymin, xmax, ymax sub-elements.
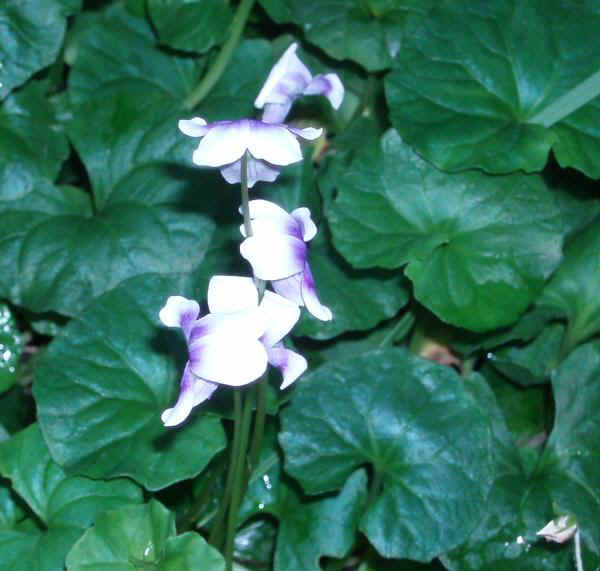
<box><xmin>272</xmin><ymin>274</ymin><xmax>304</xmax><ymax>306</ymax></box>
<box><xmin>247</xmin><ymin>122</ymin><xmax>302</xmax><ymax>166</ymax></box>
<box><xmin>178</xmin><ymin>117</ymin><xmax>209</xmax><ymax>137</ymax></box>
<box><xmin>161</xmin><ymin>363</ymin><xmax>218</xmax><ymax>427</ymax></box>
<box><xmin>189</xmin><ymin>307</ymin><xmax>266</xmax><ymax>346</ymax></box>
<box><xmin>189</xmin><ymin>333</ymin><xmax>268</xmax><ymax>386</ymax></box>
<box><xmin>261</xmin><ymin>102</ymin><xmax>292</xmax><ymax>124</ymax></box>
<box><xmin>220</xmin><ymin>157</ymin><xmax>281</xmax><ymax>188</ymax></box>
<box><xmin>240</xmin><ymin>233</ymin><xmax>306</xmax><ymax>280</ymax></box>
<box><xmin>286</xmin><ymin>126</ymin><xmax>323</xmax><ymax>141</ymax></box>
<box><xmin>254</xmin><ymin>43</ymin><xmax>312</xmax><ymax>108</ymax></box>
<box><xmin>259</xmin><ymin>290</ymin><xmax>300</xmax><ymax>347</ymax></box>
<box><xmin>207</xmin><ymin>275</ymin><xmax>258</xmax><ymax>314</ymax></box>
<box><xmin>266</xmin><ymin>344</ymin><xmax>307</xmax><ymax>389</ymax></box>
<box><xmin>303</xmin><ymin>73</ymin><xmax>345</xmax><ymax>109</ymax></box>
<box><xmin>192</xmin><ymin>120</ymin><xmax>250</xmax><ymax>167</ymax></box>
<box><xmin>291</xmin><ymin>207</ymin><xmax>317</xmax><ymax>242</ymax></box>
<box><xmin>301</xmin><ymin>261</ymin><xmax>332</xmax><ymax>321</ymax></box>
<box><xmin>159</xmin><ymin>296</ymin><xmax>200</xmax><ymax>338</ymax></box>
<box><xmin>240</xmin><ymin>199</ymin><xmax>300</xmax><ymax>239</ymax></box>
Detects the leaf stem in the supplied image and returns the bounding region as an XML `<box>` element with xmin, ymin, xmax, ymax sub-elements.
<box><xmin>529</xmin><ymin>68</ymin><xmax>600</xmax><ymax>127</ymax></box>
<box><xmin>377</xmin><ymin>311</ymin><xmax>415</xmax><ymax>349</ymax></box>
<box><xmin>224</xmin><ymin>389</ymin><xmax>254</xmax><ymax>571</ymax></box>
<box><xmin>248</xmin><ymin>375</ymin><xmax>268</xmax><ymax>471</ymax></box>
<box><xmin>183</xmin><ymin>0</ymin><xmax>255</xmax><ymax>110</ymax></box>
<box><xmin>366</xmin><ymin>469</ymin><xmax>383</xmax><ymax>511</ymax></box>
<box><xmin>574</xmin><ymin>529</ymin><xmax>584</xmax><ymax>571</ymax></box>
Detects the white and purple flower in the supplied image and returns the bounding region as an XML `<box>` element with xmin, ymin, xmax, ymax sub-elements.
<box><xmin>239</xmin><ymin>200</ymin><xmax>332</xmax><ymax>322</ymax></box>
<box><xmin>160</xmin><ymin>275</ymin><xmax>306</xmax><ymax>427</ymax></box>
<box><xmin>255</xmin><ymin>43</ymin><xmax>344</xmax><ymax>124</ymax></box>
<box><xmin>178</xmin><ymin>117</ymin><xmax>321</xmax><ymax>188</ymax></box>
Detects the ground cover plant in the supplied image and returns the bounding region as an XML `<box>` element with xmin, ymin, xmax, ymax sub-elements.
<box><xmin>1</xmin><ymin>0</ymin><xmax>599</xmax><ymax>570</ymax></box>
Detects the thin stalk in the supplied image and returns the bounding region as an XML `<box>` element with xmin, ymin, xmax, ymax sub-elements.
<box><xmin>209</xmin><ymin>391</ymin><xmax>243</xmax><ymax>548</ymax></box>
<box><xmin>377</xmin><ymin>312</ymin><xmax>416</xmax><ymax>349</ymax></box>
<box><xmin>529</xmin><ymin>68</ymin><xmax>600</xmax><ymax>127</ymax></box>
<box><xmin>248</xmin><ymin>375</ymin><xmax>268</xmax><ymax>471</ymax></box>
<box><xmin>183</xmin><ymin>0</ymin><xmax>255</xmax><ymax>110</ymax></box>
<box><xmin>225</xmin><ymin>390</ymin><xmax>254</xmax><ymax>571</ymax></box>
<box><xmin>574</xmin><ymin>529</ymin><xmax>584</xmax><ymax>571</ymax></box>
<box><xmin>240</xmin><ymin>151</ymin><xmax>253</xmax><ymax>237</ymax></box>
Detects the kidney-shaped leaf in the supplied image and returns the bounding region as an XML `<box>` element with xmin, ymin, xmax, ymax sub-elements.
<box><xmin>34</xmin><ymin>273</ymin><xmax>226</xmax><ymax>491</ymax></box>
<box><xmin>384</xmin><ymin>0</ymin><xmax>600</xmax><ymax>177</ymax></box>
<box><xmin>279</xmin><ymin>348</ymin><xmax>493</xmax><ymax>561</ymax></box>
<box><xmin>326</xmin><ymin>130</ymin><xmax>587</xmax><ymax>332</ymax></box>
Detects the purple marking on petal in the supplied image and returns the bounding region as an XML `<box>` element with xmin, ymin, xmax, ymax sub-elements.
<box><xmin>304</xmin><ymin>73</ymin><xmax>344</xmax><ymax>109</ymax></box>
<box><xmin>272</xmin><ymin>273</ymin><xmax>303</xmax><ymax>307</ymax></box>
<box><xmin>266</xmin><ymin>343</ymin><xmax>307</xmax><ymax>389</ymax></box>
<box><xmin>261</xmin><ymin>102</ymin><xmax>292</xmax><ymax>124</ymax></box>
<box><xmin>301</xmin><ymin>261</ymin><xmax>332</xmax><ymax>321</ymax></box>
<box><xmin>221</xmin><ymin>157</ymin><xmax>281</xmax><ymax>188</ymax></box>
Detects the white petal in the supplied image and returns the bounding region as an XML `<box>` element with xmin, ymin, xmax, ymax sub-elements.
<box><xmin>301</xmin><ymin>261</ymin><xmax>332</xmax><ymax>321</ymax></box>
<box><xmin>254</xmin><ymin>43</ymin><xmax>312</xmax><ymax>108</ymax></box>
<box><xmin>240</xmin><ymin>199</ymin><xmax>300</xmax><ymax>239</ymax></box>
<box><xmin>266</xmin><ymin>344</ymin><xmax>307</xmax><ymax>389</ymax></box>
<box><xmin>259</xmin><ymin>290</ymin><xmax>300</xmax><ymax>347</ymax></box>
<box><xmin>178</xmin><ymin>117</ymin><xmax>209</xmax><ymax>137</ymax></box>
<box><xmin>261</xmin><ymin>102</ymin><xmax>292</xmax><ymax>124</ymax></box>
<box><xmin>189</xmin><ymin>334</ymin><xmax>268</xmax><ymax>386</ymax></box>
<box><xmin>272</xmin><ymin>274</ymin><xmax>304</xmax><ymax>306</ymax></box>
<box><xmin>221</xmin><ymin>158</ymin><xmax>281</xmax><ymax>188</ymax></box>
<box><xmin>159</xmin><ymin>296</ymin><xmax>200</xmax><ymax>338</ymax></box>
<box><xmin>287</xmin><ymin>126</ymin><xmax>323</xmax><ymax>141</ymax></box>
<box><xmin>291</xmin><ymin>207</ymin><xmax>317</xmax><ymax>241</ymax></box>
<box><xmin>240</xmin><ymin>234</ymin><xmax>306</xmax><ymax>280</ymax></box>
<box><xmin>303</xmin><ymin>73</ymin><xmax>344</xmax><ymax>109</ymax></box>
<box><xmin>207</xmin><ymin>275</ymin><xmax>258</xmax><ymax>314</ymax></box>
<box><xmin>189</xmin><ymin>307</ymin><xmax>266</xmax><ymax>345</ymax></box>
<box><xmin>247</xmin><ymin>122</ymin><xmax>302</xmax><ymax>166</ymax></box>
<box><xmin>192</xmin><ymin>120</ymin><xmax>250</xmax><ymax>167</ymax></box>
<box><xmin>161</xmin><ymin>363</ymin><xmax>218</xmax><ymax>427</ymax></box>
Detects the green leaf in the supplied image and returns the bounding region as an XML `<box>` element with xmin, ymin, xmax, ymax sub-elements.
<box><xmin>0</xmin><ymin>81</ymin><xmax>69</xmax><ymax>200</ymax></box>
<box><xmin>537</xmin><ymin>219</ymin><xmax>600</xmax><ymax>353</ymax></box>
<box><xmin>234</xmin><ymin>518</ymin><xmax>277</xmax><ymax>567</ymax></box>
<box><xmin>384</xmin><ymin>0</ymin><xmax>600</xmax><ymax>177</ymax></box>
<box><xmin>0</xmin><ymin>0</ymin><xmax>80</xmax><ymax>99</ymax></box>
<box><xmin>0</xmin><ymin>304</ymin><xmax>23</xmax><ymax>394</ymax></box>
<box><xmin>280</xmin><ymin>348</ymin><xmax>494</xmax><ymax>561</ymax></box>
<box><xmin>66</xmin><ymin>500</ymin><xmax>226</xmax><ymax>570</ymax></box>
<box><xmin>148</xmin><ymin>0</ymin><xmax>232</xmax><ymax>54</ymax></box>
<box><xmin>326</xmin><ymin>130</ymin><xmax>586</xmax><ymax>332</ymax></box>
<box><xmin>34</xmin><ymin>273</ymin><xmax>226</xmax><ymax>490</ymax></box>
<box><xmin>258</xmin><ymin>0</ymin><xmax>431</xmax><ymax>71</ymax></box>
<box><xmin>0</xmin><ymin>424</ymin><xmax>142</xmax><ymax>571</ymax></box>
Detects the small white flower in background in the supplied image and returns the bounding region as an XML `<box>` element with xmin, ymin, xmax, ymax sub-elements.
<box><xmin>537</xmin><ymin>515</ymin><xmax>578</xmax><ymax>543</ymax></box>
<box><xmin>178</xmin><ymin>117</ymin><xmax>321</xmax><ymax>188</ymax></box>
<box><xmin>160</xmin><ymin>276</ymin><xmax>305</xmax><ymax>426</ymax></box>
<box><xmin>255</xmin><ymin>42</ymin><xmax>344</xmax><ymax>124</ymax></box>
<box><xmin>239</xmin><ymin>200</ymin><xmax>332</xmax><ymax>321</ymax></box>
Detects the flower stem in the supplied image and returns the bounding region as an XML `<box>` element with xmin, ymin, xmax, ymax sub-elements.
<box><xmin>183</xmin><ymin>0</ymin><xmax>255</xmax><ymax>110</ymax></box>
<box><xmin>225</xmin><ymin>389</ymin><xmax>254</xmax><ymax>571</ymax></box>
<box><xmin>209</xmin><ymin>391</ymin><xmax>243</xmax><ymax>549</ymax></box>
<box><xmin>240</xmin><ymin>151</ymin><xmax>252</xmax><ymax>237</ymax></box>
<box><xmin>248</xmin><ymin>375</ymin><xmax>268</xmax><ymax>471</ymax></box>
<box><xmin>574</xmin><ymin>529</ymin><xmax>584</xmax><ymax>571</ymax></box>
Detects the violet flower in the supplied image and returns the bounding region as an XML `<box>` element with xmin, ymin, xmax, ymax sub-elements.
<box><xmin>178</xmin><ymin>117</ymin><xmax>321</xmax><ymax>188</ymax></box>
<box><xmin>239</xmin><ymin>200</ymin><xmax>332</xmax><ymax>322</ymax></box>
<box><xmin>160</xmin><ymin>275</ymin><xmax>305</xmax><ymax>426</ymax></box>
<box><xmin>255</xmin><ymin>43</ymin><xmax>344</xmax><ymax>124</ymax></box>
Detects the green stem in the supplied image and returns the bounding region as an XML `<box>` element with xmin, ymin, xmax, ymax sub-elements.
<box><xmin>574</xmin><ymin>529</ymin><xmax>584</xmax><ymax>571</ymax></box>
<box><xmin>248</xmin><ymin>376</ymin><xmax>268</xmax><ymax>471</ymax></box>
<box><xmin>183</xmin><ymin>0</ymin><xmax>255</xmax><ymax>110</ymax></box>
<box><xmin>225</xmin><ymin>390</ymin><xmax>254</xmax><ymax>571</ymax></box>
<box><xmin>377</xmin><ymin>311</ymin><xmax>415</xmax><ymax>349</ymax></box>
<box><xmin>209</xmin><ymin>391</ymin><xmax>243</xmax><ymax>548</ymax></box>
<box><xmin>366</xmin><ymin>469</ymin><xmax>383</xmax><ymax>511</ymax></box>
<box><xmin>240</xmin><ymin>151</ymin><xmax>252</xmax><ymax>237</ymax></box>
<box><xmin>529</xmin><ymin>68</ymin><xmax>600</xmax><ymax>127</ymax></box>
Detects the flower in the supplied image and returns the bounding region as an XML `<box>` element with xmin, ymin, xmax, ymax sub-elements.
<box><xmin>537</xmin><ymin>515</ymin><xmax>578</xmax><ymax>543</ymax></box>
<box><xmin>178</xmin><ymin>117</ymin><xmax>321</xmax><ymax>188</ymax></box>
<box><xmin>239</xmin><ymin>199</ymin><xmax>332</xmax><ymax>321</ymax></box>
<box><xmin>255</xmin><ymin>43</ymin><xmax>344</xmax><ymax>124</ymax></box>
<box><xmin>160</xmin><ymin>276</ymin><xmax>305</xmax><ymax>426</ymax></box>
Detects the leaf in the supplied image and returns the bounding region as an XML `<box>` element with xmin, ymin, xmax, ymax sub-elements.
<box><xmin>34</xmin><ymin>273</ymin><xmax>227</xmax><ymax>491</ymax></box>
<box><xmin>0</xmin><ymin>0</ymin><xmax>80</xmax><ymax>99</ymax></box>
<box><xmin>279</xmin><ymin>348</ymin><xmax>494</xmax><ymax>561</ymax></box>
<box><xmin>537</xmin><ymin>218</ymin><xmax>600</xmax><ymax>353</ymax></box>
<box><xmin>148</xmin><ymin>0</ymin><xmax>232</xmax><ymax>54</ymax></box>
<box><xmin>234</xmin><ymin>518</ymin><xmax>277</xmax><ymax>567</ymax></box>
<box><xmin>65</xmin><ymin>500</ymin><xmax>226</xmax><ymax>570</ymax></box>
<box><xmin>258</xmin><ymin>0</ymin><xmax>432</xmax><ymax>71</ymax></box>
<box><xmin>0</xmin><ymin>304</ymin><xmax>23</xmax><ymax>394</ymax></box>
<box><xmin>384</xmin><ymin>0</ymin><xmax>600</xmax><ymax>177</ymax></box>
<box><xmin>0</xmin><ymin>424</ymin><xmax>142</xmax><ymax>571</ymax></box>
<box><xmin>326</xmin><ymin>130</ymin><xmax>587</xmax><ymax>332</ymax></box>
<box><xmin>0</xmin><ymin>81</ymin><xmax>69</xmax><ymax>200</ymax></box>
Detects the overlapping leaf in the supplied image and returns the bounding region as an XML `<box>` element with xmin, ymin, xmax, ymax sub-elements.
<box><xmin>0</xmin><ymin>424</ymin><xmax>142</xmax><ymax>571</ymax></box>
<box><xmin>280</xmin><ymin>348</ymin><xmax>493</xmax><ymax>560</ymax></box>
<box><xmin>0</xmin><ymin>304</ymin><xmax>23</xmax><ymax>394</ymax></box>
<box><xmin>326</xmin><ymin>130</ymin><xmax>591</xmax><ymax>331</ymax></box>
<box><xmin>385</xmin><ymin>0</ymin><xmax>600</xmax><ymax>177</ymax></box>
<box><xmin>34</xmin><ymin>273</ymin><xmax>226</xmax><ymax>490</ymax></box>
